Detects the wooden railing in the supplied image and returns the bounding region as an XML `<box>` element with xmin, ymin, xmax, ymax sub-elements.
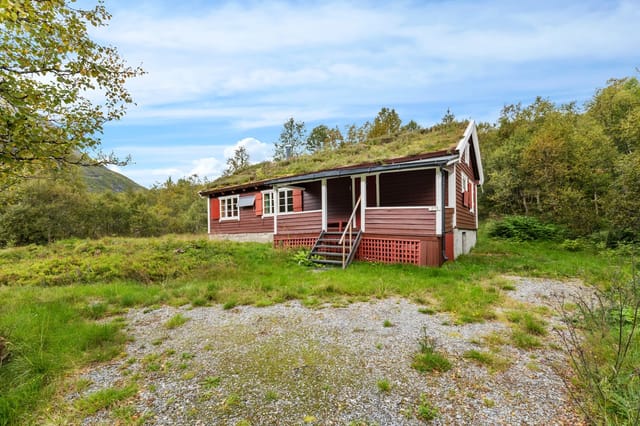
<box><xmin>338</xmin><ymin>196</ymin><xmax>361</xmax><ymax>269</ymax></box>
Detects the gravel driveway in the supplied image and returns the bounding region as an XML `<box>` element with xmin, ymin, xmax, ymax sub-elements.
<box><xmin>64</xmin><ymin>277</ymin><xmax>587</xmax><ymax>425</ymax></box>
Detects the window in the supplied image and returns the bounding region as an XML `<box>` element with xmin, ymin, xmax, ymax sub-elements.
<box><xmin>279</xmin><ymin>188</ymin><xmax>294</xmax><ymax>213</ymax></box>
<box><xmin>262</xmin><ymin>191</ymin><xmax>275</xmax><ymax>216</ymax></box>
<box><xmin>461</xmin><ymin>173</ymin><xmax>473</xmax><ymax>210</ymax></box>
<box><xmin>219</xmin><ymin>195</ymin><xmax>238</xmax><ymax>220</ymax></box>
<box><xmin>261</xmin><ymin>189</ymin><xmax>295</xmax><ymax>215</ymax></box>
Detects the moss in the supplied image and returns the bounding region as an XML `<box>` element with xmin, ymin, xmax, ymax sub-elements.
<box><xmin>204</xmin><ymin>122</ymin><xmax>467</xmax><ymax>191</ymax></box>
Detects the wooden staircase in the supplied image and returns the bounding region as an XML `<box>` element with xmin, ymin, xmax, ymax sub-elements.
<box><xmin>309</xmin><ymin>229</ymin><xmax>363</xmax><ymax>268</ymax></box>
<box><xmin>309</xmin><ymin>195</ymin><xmax>363</xmax><ymax>269</ymax></box>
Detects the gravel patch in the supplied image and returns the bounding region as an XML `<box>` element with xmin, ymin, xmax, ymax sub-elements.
<box><xmin>66</xmin><ymin>277</ymin><xmax>587</xmax><ymax>425</ymax></box>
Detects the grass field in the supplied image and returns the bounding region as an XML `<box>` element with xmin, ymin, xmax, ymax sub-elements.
<box><xmin>0</xmin><ymin>230</ymin><xmax>635</xmax><ymax>425</ymax></box>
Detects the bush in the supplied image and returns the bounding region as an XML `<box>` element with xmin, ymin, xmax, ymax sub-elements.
<box><xmin>488</xmin><ymin>216</ymin><xmax>561</xmax><ymax>241</ymax></box>
<box><xmin>558</xmin><ymin>265</ymin><xmax>640</xmax><ymax>424</ymax></box>
<box><xmin>411</xmin><ymin>329</ymin><xmax>452</xmax><ymax>373</ymax></box>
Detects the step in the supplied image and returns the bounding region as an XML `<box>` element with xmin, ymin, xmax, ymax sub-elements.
<box><xmin>317</xmin><ymin>239</ymin><xmax>341</xmax><ymax>244</ymax></box>
<box><xmin>314</xmin><ymin>244</ymin><xmax>343</xmax><ymax>249</ymax></box>
<box><xmin>313</xmin><ymin>251</ymin><xmax>344</xmax><ymax>257</ymax></box>
<box><xmin>311</xmin><ymin>259</ymin><xmax>343</xmax><ymax>265</ymax></box>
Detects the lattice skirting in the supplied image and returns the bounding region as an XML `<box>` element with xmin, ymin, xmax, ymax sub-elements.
<box><xmin>356</xmin><ymin>238</ymin><xmax>421</xmax><ymax>265</ymax></box>
<box><xmin>274</xmin><ymin>235</ymin><xmax>428</xmax><ymax>265</ymax></box>
<box><xmin>273</xmin><ymin>236</ymin><xmax>316</xmax><ymax>249</ymax></box>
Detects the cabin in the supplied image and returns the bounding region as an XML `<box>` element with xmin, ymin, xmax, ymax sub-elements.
<box><xmin>199</xmin><ymin>120</ymin><xmax>484</xmax><ymax>267</ymax></box>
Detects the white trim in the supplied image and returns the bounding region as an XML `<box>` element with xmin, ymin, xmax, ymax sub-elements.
<box><xmin>321</xmin><ymin>179</ymin><xmax>327</xmax><ymax>231</ymax></box>
<box><xmin>474</xmin><ymin>183</ymin><xmax>478</xmax><ymax>228</ymax></box>
<box><xmin>451</xmin><ymin>164</ymin><xmax>457</xmax><ymax>229</ymax></box>
<box><xmin>273</xmin><ymin>185</ymin><xmax>279</xmax><ymax>234</ymax></box>
<box><xmin>278</xmin><ymin>188</ymin><xmax>296</xmax><ymax>214</ymax></box>
<box><xmin>360</xmin><ymin>174</ymin><xmax>366</xmax><ymax>232</ymax></box>
<box><xmin>206</xmin><ymin>197</ymin><xmax>211</xmax><ymax>234</ymax></box>
<box><xmin>260</xmin><ymin>189</ymin><xmax>275</xmax><ymax>217</ymax></box>
<box><xmin>367</xmin><ymin>206</ymin><xmax>435</xmax><ymax>210</ymax></box>
<box><xmin>435</xmin><ymin>168</ymin><xmax>442</xmax><ymax>235</ymax></box>
<box><xmin>455</xmin><ymin>120</ymin><xmax>484</xmax><ymax>185</ymax></box>
<box><xmin>219</xmin><ymin>195</ymin><xmax>239</xmax><ymax>221</ymax></box>
<box><xmin>277</xmin><ymin>209</ymin><xmax>322</xmax><ymax>217</ymax></box>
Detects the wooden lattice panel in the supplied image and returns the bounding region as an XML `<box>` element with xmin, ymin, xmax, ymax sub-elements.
<box><xmin>356</xmin><ymin>238</ymin><xmax>421</xmax><ymax>265</ymax></box>
<box><xmin>274</xmin><ymin>237</ymin><xmax>316</xmax><ymax>249</ymax></box>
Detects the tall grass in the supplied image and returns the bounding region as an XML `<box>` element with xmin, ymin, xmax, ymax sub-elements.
<box><xmin>557</xmin><ymin>266</ymin><xmax>640</xmax><ymax>425</ymax></box>
<box><xmin>0</xmin><ymin>232</ymin><xmax>633</xmax><ymax>424</ymax></box>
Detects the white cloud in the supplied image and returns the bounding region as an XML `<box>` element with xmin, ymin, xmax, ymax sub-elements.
<box><xmin>92</xmin><ymin>0</ymin><xmax>640</xmax><ymax>187</ymax></box>
<box><xmin>91</xmin><ymin>0</ymin><xmax>640</xmax><ymax>133</ymax></box>
<box><xmin>107</xmin><ymin>137</ymin><xmax>273</xmax><ymax>187</ymax></box>
<box><xmin>188</xmin><ymin>157</ymin><xmax>224</xmax><ymax>178</ymax></box>
<box><xmin>223</xmin><ymin>137</ymin><xmax>271</xmax><ymax>163</ymax></box>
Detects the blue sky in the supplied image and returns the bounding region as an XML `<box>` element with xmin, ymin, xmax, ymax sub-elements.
<box><xmin>92</xmin><ymin>0</ymin><xmax>640</xmax><ymax>187</ymax></box>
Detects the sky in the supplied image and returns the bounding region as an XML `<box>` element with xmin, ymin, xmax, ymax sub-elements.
<box><xmin>91</xmin><ymin>0</ymin><xmax>640</xmax><ymax>188</ymax></box>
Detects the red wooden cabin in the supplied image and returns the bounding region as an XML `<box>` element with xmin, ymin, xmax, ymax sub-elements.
<box><xmin>199</xmin><ymin>121</ymin><xmax>484</xmax><ymax>267</ymax></box>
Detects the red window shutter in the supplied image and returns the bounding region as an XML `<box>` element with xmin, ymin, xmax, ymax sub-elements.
<box><xmin>292</xmin><ymin>189</ymin><xmax>303</xmax><ymax>212</ymax></box>
<box><xmin>210</xmin><ymin>197</ymin><xmax>220</xmax><ymax>219</ymax></box>
<box><xmin>255</xmin><ymin>192</ymin><xmax>262</xmax><ymax>216</ymax></box>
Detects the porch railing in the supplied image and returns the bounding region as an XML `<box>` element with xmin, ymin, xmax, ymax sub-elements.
<box><xmin>338</xmin><ymin>196</ymin><xmax>361</xmax><ymax>269</ymax></box>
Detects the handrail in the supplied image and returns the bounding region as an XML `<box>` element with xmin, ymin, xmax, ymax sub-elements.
<box><xmin>339</xmin><ymin>196</ymin><xmax>361</xmax><ymax>269</ymax></box>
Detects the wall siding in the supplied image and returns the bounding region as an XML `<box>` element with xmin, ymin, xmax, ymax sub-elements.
<box><xmin>277</xmin><ymin>210</ymin><xmax>322</xmax><ymax>235</ymax></box>
<box><xmin>365</xmin><ymin>208</ymin><xmax>436</xmax><ymax>237</ymax></box>
<box><xmin>456</xmin><ymin>163</ymin><xmax>477</xmax><ymax>230</ymax></box>
<box><xmin>210</xmin><ymin>191</ymin><xmax>273</xmax><ymax>234</ymax></box>
<box><xmin>301</xmin><ymin>181</ymin><xmax>322</xmax><ymax>211</ymax></box>
<box><xmin>445</xmin><ymin>207</ymin><xmax>454</xmax><ymax>232</ymax></box>
<box><xmin>379</xmin><ymin>169</ymin><xmax>435</xmax><ymax>207</ymax></box>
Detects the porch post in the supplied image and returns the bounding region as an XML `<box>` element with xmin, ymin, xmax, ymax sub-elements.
<box><xmin>206</xmin><ymin>196</ymin><xmax>211</xmax><ymax>234</ymax></box>
<box><xmin>360</xmin><ymin>174</ymin><xmax>366</xmax><ymax>232</ymax></box>
<box><xmin>321</xmin><ymin>179</ymin><xmax>327</xmax><ymax>232</ymax></box>
<box><xmin>435</xmin><ymin>168</ymin><xmax>442</xmax><ymax>235</ymax></box>
<box><xmin>273</xmin><ymin>186</ymin><xmax>279</xmax><ymax>235</ymax></box>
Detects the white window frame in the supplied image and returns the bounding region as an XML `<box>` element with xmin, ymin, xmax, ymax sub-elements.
<box><xmin>262</xmin><ymin>188</ymin><xmax>295</xmax><ymax>216</ymax></box>
<box><xmin>461</xmin><ymin>173</ymin><xmax>474</xmax><ymax>212</ymax></box>
<box><xmin>219</xmin><ymin>195</ymin><xmax>239</xmax><ymax>221</ymax></box>
<box><xmin>278</xmin><ymin>188</ymin><xmax>295</xmax><ymax>214</ymax></box>
<box><xmin>261</xmin><ymin>190</ymin><xmax>275</xmax><ymax>217</ymax></box>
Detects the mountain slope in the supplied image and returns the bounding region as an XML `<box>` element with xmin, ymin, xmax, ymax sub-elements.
<box><xmin>81</xmin><ymin>165</ymin><xmax>146</xmax><ymax>193</ymax></box>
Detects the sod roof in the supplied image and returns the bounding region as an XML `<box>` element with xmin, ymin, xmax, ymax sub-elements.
<box><xmin>203</xmin><ymin>121</ymin><xmax>469</xmax><ymax>193</ymax></box>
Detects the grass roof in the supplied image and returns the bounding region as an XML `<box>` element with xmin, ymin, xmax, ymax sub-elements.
<box><xmin>207</xmin><ymin>121</ymin><xmax>468</xmax><ymax>190</ymax></box>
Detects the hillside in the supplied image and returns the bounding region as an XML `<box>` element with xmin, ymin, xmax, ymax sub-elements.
<box><xmin>80</xmin><ymin>165</ymin><xmax>146</xmax><ymax>193</ymax></box>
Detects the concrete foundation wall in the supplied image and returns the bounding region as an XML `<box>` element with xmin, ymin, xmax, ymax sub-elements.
<box><xmin>453</xmin><ymin>229</ymin><xmax>477</xmax><ymax>259</ymax></box>
<box><xmin>208</xmin><ymin>232</ymin><xmax>273</xmax><ymax>244</ymax></box>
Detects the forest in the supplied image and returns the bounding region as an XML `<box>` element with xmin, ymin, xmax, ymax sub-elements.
<box><xmin>1</xmin><ymin>76</ymin><xmax>639</xmax><ymax>248</ymax></box>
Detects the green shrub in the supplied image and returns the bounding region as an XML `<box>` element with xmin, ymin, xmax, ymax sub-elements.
<box><xmin>376</xmin><ymin>379</ymin><xmax>391</xmax><ymax>392</ymax></box>
<box><xmin>165</xmin><ymin>313</ymin><xmax>189</xmax><ymax>329</ymax></box>
<box><xmin>561</xmin><ymin>239</ymin><xmax>584</xmax><ymax>252</ymax></box>
<box><xmin>412</xmin><ymin>330</ymin><xmax>452</xmax><ymax>373</ymax></box>
<box><xmin>416</xmin><ymin>394</ymin><xmax>439</xmax><ymax>421</ymax></box>
<box><xmin>558</xmin><ymin>266</ymin><xmax>640</xmax><ymax>425</ymax></box>
<box><xmin>75</xmin><ymin>384</ymin><xmax>137</xmax><ymax>415</ymax></box>
<box><xmin>488</xmin><ymin>216</ymin><xmax>561</xmax><ymax>241</ymax></box>
<box><xmin>511</xmin><ymin>330</ymin><xmax>542</xmax><ymax>349</ymax></box>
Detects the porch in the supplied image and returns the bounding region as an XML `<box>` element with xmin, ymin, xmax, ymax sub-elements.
<box><xmin>271</xmin><ymin>167</ymin><xmax>455</xmax><ymax>267</ymax></box>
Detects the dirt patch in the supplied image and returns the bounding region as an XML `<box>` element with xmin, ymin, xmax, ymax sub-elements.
<box><xmin>59</xmin><ymin>278</ymin><xmax>587</xmax><ymax>425</ymax></box>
